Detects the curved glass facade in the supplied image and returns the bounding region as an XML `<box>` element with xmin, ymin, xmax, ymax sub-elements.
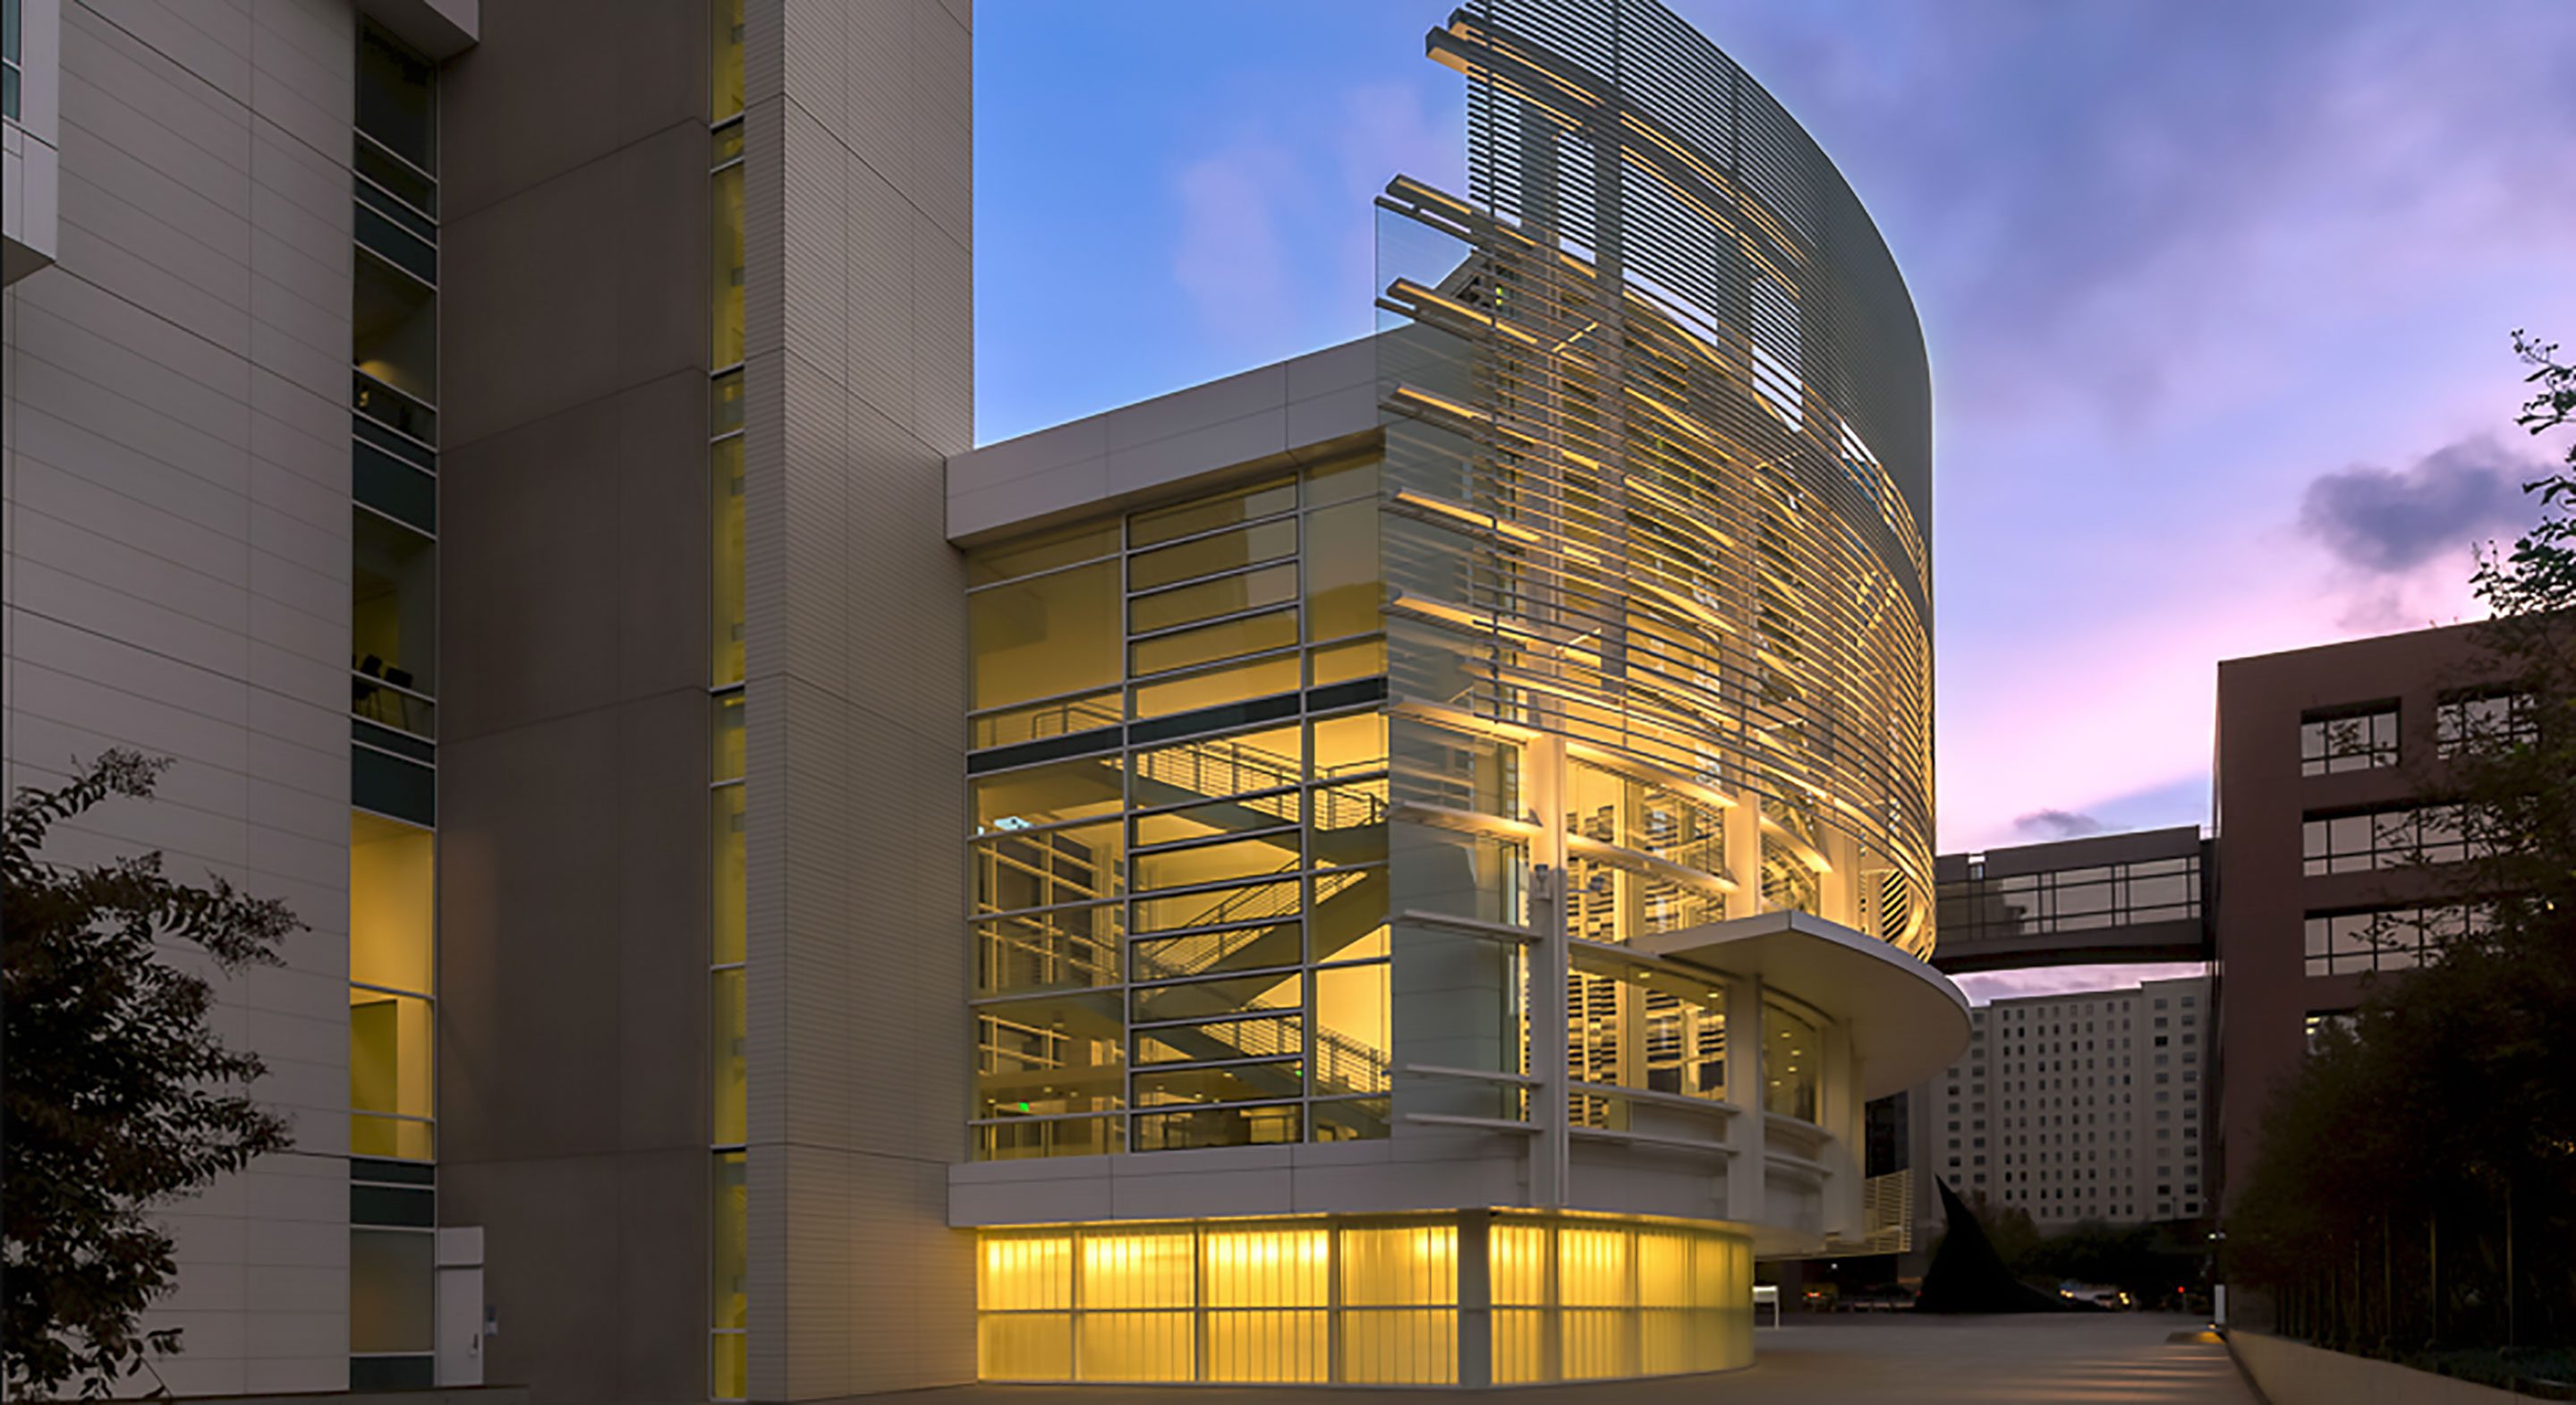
<box><xmin>1379</xmin><ymin>0</ymin><xmax>1934</xmax><ymax>958</ymax></box>
<box><xmin>957</xmin><ymin>0</ymin><xmax>1943</xmax><ymax>1385</ymax></box>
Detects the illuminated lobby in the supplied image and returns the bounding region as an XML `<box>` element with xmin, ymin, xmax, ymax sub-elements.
<box><xmin>943</xmin><ymin>0</ymin><xmax>1966</xmax><ymax>1386</ymax></box>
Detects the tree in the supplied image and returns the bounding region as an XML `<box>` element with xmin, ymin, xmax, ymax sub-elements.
<box><xmin>4</xmin><ymin>753</ymin><xmax>300</xmax><ymax>1400</ymax></box>
<box><xmin>2228</xmin><ymin>334</ymin><xmax>2576</xmax><ymax>1355</ymax></box>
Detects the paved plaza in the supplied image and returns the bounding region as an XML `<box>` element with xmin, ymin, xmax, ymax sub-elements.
<box><xmin>924</xmin><ymin>1315</ymin><xmax>2260</xmax><ymax>1403</ymax></box>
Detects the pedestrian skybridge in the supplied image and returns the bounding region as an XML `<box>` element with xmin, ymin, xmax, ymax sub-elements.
<box><xmin>1928</xmin><ymin>827</ymin><xmax>2211</xmax><ymax>975</ymax></box>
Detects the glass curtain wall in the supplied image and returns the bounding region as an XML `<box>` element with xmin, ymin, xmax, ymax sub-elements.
<box><xmin>707</xmin><ymin>1</ymin><xmax>747</xmax><ymax>1397</ymax></box>
<box><xmin>348</xmin><ymin>21</ymin><xmax>439</xmax><ymax>1393</ymax></box>
<box><xmin>965</xmin><ymin>457</ymin><xmax>1393</xmax><ymax>1161</ymax></box>
<box><xmin>975</xmin><ymin>1213</ymin><xmax>1748</xmax><ymax>1385</ymax></box>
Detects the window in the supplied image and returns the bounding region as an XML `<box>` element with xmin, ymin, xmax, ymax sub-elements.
<box><xmin>2303</xmin><ymin>904</ymin><xmax>2489</xmax><ymax>976</ymax></box>
<box><xmin>2437</xmin><ymin>689</ymin><xmax>2539</xmax><ymax>756</ymax></box>
<box><xmin>2300</xmin><ymin>702</ymin><xmax>2399</xmax><ymax>775</ymax></box>
<box><xmin>967</xmin><ymin>464</ymin><xmax>1391</xmax><ymax>1162</ymax></box>
<box><xmin>2302</xmin><ymin>805</ymin><xmax>2492</xmax><ymax>875</ymax></box>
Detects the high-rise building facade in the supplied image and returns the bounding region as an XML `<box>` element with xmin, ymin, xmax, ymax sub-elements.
<box><xmin>2210</xmin><ymin>620</ymin><xmax>2530</xmax><ymax>1211</ymax></box>
<box><xmin>1925</xmin><ymin>977</ymin><xmax>2211</xmax><ymax>1229</ymax></box>
<box><xmin>4</xmin><ymin>0</ymin><xmax>968</xmax><ymax>1400</ymax></box>
<box><xmin>944</xmin><ymin>0</ymin><xmax>1962</xmax><ymax>1387</ymax></box>
<box><xmin>5</xmin><ymin>0</ymin><xmax>1971</xmax><ymax>1396</ymax></box>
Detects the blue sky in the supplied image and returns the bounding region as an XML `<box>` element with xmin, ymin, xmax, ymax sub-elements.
<box><xmin>973</xmin><ymin>0</ymin><xmax>2576</xmax><ymax>992</ymax></box>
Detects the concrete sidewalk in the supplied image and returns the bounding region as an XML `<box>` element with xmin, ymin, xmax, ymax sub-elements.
<box><xmin>921</xmin><ymin>1313</ymin><xmax>2261</xmax><ymax>1402</ymax></box>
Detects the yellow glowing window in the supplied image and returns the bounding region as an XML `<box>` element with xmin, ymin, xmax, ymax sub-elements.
<box><xmin>1340</xmin><ymin>1308</ymin><xmax>1456</xmax><ymax>1385</ymax></box>
<box><xmin>710</xmin><ymin>163</ymin><xmax>744</xmax><ymax>367</ymax></box>
<box><xmin>349</xmin><ymin>813</ymin><xmax>432</xmax><ymax>996</ymax></box>
<box><xmin>1132</xmin><ymin>724</ymin><xmax>1303</xmax><ymax>802</ymax></box>
<box><xmin>1130</xmin><ymin>608</ymin><xmax>1298</xmax><ymax>679</ymax></box>
<box><xmin>710</xmin><ymin>435</ymin><xmax>744</xmax><ymax>685</ymax></box>
<box><xmin>1131</xmin><ymin>832</ymin><xmax>1301</xmax><ymax>894</ymax></box>
<box><xmin>711</xmin><ymin>784</ymin><xmax>746</xmax><ymax>964</ymax></box>
<box><xmin>1131</xmin><ymin>654</ymin><xmax>1301</xmax><ymax>719</ymax></box>
<box><xmin>1302</xmin><ymin>498</ymin><xmax>1381</xmax><ymax>642</ymax></box>
<box><xmin>1130</xmin><ymin>562</ymin><xmax>1297</xmax><ymax>634</ymax></box>
<box><xmin>980</xmin><ymin>1235</ymin><xmax>1073</xmax><ymax>1310</ymax></box>
<box><xmin>976</xmin><ymin>905</ymin><xmax>1121</xmax><ymax>996</ymax></box>
<box><xmin>1128</xmin><ymin>877</ymin><xmax>1300</xmax><ymax>936</ymax></box>
<box><xmin>973</xmin><ymin>560</ymin><xmax>1122</xmax><ymax>710</ymax></box>
<box><xmin>1205</xmin><ymin>1310</ymin><xmax>1326</xmax><ymax>1383</ymax></box>
<box><xmin>1080</xmin><ymin>1230</ymin><xmax>1195</xmax><ymax>1309</ymax></box>
<box><xmin>710</xmin><ymin>967</ymin><xmax>746</xmax><ymax>1145</ymax></box>
<box><xmin>1339</xmin><ymin>1224</ymin><xmax>1456</xmax><ymax>1307</ymax></box>
<box><xmin>709</xmin><ymin>0</ymin><xmax>743</xmax><ymax>122</ymax></box>
<box><xmin>1130</xmin><ymin>520</ymin><xmax>1297</xmax><ymax>592</ymax></box>
<box><xmin>974</xmin><ymin>822</ymin><xmax>1122</xmax><ymax>913</ymax></box>
<box><xmin>968</xmin><ymin>521</ymin><xmax>1121</xmax><ymax>587</ymax></box>
<box><xmin>973</xmin><ymin>756</ymin><xmax>1126</xmax><ymax>832</ymax></box>
<box><xmin>1129</xmin><ymin>479</ymin><xmax>1297</xmax><ymax>549</ymax></box>
<box><xmin>1133</xmin><ymin>795</ymin><xmax>1304</xmax><ymax>848</ymax></box>
<box><xmin>972</xmin><ymin>689</ymin><xmax>1120</xmax><ymax>750</ymax></box>
<box><xmin>1310</xmin><ymin>711</ymin><xmax>1388</xmax><ymax>780</ymax></box>
<box><xmin>1132</xmin><ymin>1014</ymin><xmax>1300</xmax><ymax>1067</ymax></box>
<box><xmin>1308</xmin><ymin>635</ymin><xmax>1386</xmax><ymax>688</ymax></box>
<box><xmin>1131</xmin><ymin>972</ymin><xmax>1302</xmax><ymax>1025</ymax></box>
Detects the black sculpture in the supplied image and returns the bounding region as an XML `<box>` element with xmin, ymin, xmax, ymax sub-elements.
<box><xmin>1914</xmin><ymin>1179</ymin><xmax>2096</xmax><ymax>1314</ymax></box>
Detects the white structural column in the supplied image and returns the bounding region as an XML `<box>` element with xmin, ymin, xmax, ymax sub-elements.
<box><xmin>1722</xmin><ymin>974</ymin><xmax>1768</xmax><ymax>1222</ymax></box>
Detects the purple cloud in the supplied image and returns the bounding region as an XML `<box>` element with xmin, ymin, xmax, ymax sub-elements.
<box><xmin>2299</xmin><ymin>435</ymin><xmax>2545</xmax><ymax>575</ymax></box>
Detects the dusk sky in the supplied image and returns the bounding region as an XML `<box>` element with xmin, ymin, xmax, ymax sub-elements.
<box><xmin>973</xmin><ymin>1</ymin><xmax>2576</xmax><ymax>995</ymax></box>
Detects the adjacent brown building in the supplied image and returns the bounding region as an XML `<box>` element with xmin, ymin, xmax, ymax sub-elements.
<box><xmin>2211</xmin><ymin>619</ymin><xmax>2532</xmax><ymax>1208</ymax></box>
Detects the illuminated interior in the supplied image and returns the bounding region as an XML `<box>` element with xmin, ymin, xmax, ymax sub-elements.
<box><xmin>349</xmin><ymin>812</ymin><xmax>434</xmax><ymax>1160</ymax></box>
<box><xmin>975</xmin><ymin>1213</ymin><xmax>1748</xmax><ymax>1385</ymax></box>
<box><xmin>956</xmin><ymin>0</ymin><xmax>1944</xmax><ymax>1385</ymax></box>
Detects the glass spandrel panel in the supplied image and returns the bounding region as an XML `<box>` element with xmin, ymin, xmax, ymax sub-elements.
<box><xmin>973</xmin><ymin>756</ymin><xmax>1126</xmax><ymax>833</ymax></box>
<box><xmin>1129</xmin><ymin>609</ymin><xmax>1298</xmax><ymax>678</ymax></box>
<box><xmin>978</xmin><ymin>904</ymin><xmax>1122</xmax><ymax>995</ymax></box>
<box><xmin>1130</xmin><ymin>562</ymin><xmax>1297</xmax><ymax>634</ymax></box>
<box><xmin>1309</xmin><ymin>1096</ymin><xmax>1391</xmax><ymax>1141</ymax></box>
<box><xmin>1129</xmin><ymin>480</ymin><xmax>1296</xmax><ymax>549</ymax></box>
<box><xmin>1130</xmin><ymin>520</ymin><xmax>1297</xmax><ymax>592</ymax></box>
<box><xmin>973</xmin><ymin>559</ymin><xmax>1121</xmax><ymax>710</ymax></box>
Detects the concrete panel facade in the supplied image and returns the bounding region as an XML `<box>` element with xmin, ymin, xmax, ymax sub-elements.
<box><xmin>1</xmin><ymin>0</ymin><xmax>359</xmax><ymax>1393</ymax></box>
<box><xmin>2210</xmin><ymin>621</ymin><xmax>2509</xmax><ymax>1210</ymax></box>
<box><xmin>738</xmin><ymin>0</ymin><xmax>975</xmax><ymax>1396</ymax></box>
<box><xmin>429</xmin><ymin>2</ymin><xmax>713</xmax><ymax>1404</ymax></box>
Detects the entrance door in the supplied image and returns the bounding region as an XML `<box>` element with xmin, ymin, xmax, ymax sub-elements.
<box><xmin>435</xmin><ymin>1226</ymin><xmax>484</xmax><ymax>1386</ymax></box>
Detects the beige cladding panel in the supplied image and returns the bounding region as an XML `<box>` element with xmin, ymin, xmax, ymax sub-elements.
<box><xmin>4</xmin><ymin>0</ymin><xmax>360</xmax><ymax>1395</ymax></box>
<box><xmin>739</xmin><ymin>0</ymin><xmax>973</xmax><ymax>1397</ymax></box>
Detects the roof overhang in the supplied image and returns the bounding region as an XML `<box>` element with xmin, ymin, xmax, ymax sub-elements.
<box><xmin>1634</xmin><ymin>910</ymin><xmax>1971</xmax><ymax>1099</ymax></box>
